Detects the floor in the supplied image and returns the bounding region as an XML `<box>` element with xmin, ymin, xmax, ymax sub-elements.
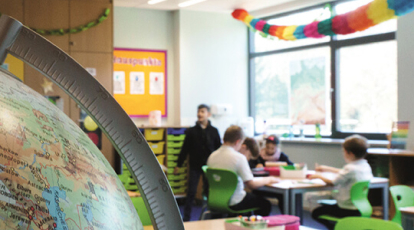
<box><xmin>177</xmin><ymin>199</ymin><xmax>328</xmax><ymax>229</ymax></box>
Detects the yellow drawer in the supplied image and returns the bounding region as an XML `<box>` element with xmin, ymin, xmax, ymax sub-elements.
<box><xmin>148</xmin><ymin>141</ymin><xmax>165</xmax><ymax>154</ymax></box>
<box><xmin>145</xmin><ymin>128</ymin><xmax>165</xmax><ymax>141</ymax></box>
<box><xmin>156</xmin><ymin>154</ymin><xmax>165</xmax><ymax>165</ymax></box>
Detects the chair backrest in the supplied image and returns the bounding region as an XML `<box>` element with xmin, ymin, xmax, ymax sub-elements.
<box><xmin>205</xmin><ymin>167</ymin><xmax>239</xmax><ymax>213</ymax></box>
<box><xmin>202</xmin><ymin>165</ymin><xmax>208</xmax><ymax>174</ymax></box>
<box><xmin>130</xmin><ymin>197</ymin><xmax>152</xmax><ymax>226</ymax></box>
<box><xmin>350</xmin><ymin>180</ymin><xmax>372</xmax><ymax>217</ymax></box>
<box><xmin>335</xmin><ymin>217</ymin><xmax>403</xmax><ymax>230</ymax></box>
<box><xmin>390</xmin><ymin>185</ymin><xmax>414</xmax><ymax>224</ymax></box>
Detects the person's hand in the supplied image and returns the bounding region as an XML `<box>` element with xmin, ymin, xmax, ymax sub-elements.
<box><xmin>256</xmin><ymin>163</ymin><xmax>264</xmax><ymax>168</ymax></box>
<box><xmin>268</xmin><ymin>176</ymin><xmax>280</xmax><ymax>184</ymax></box>
<box><xmin>315</xmin><ymin>165</ymin><xmax>329</xmax><ymax>172</ymax></box>
<box><xmin>173</xmin><ymin>167</ymin><xmax>179</xmax><ymax>175</ymax></box>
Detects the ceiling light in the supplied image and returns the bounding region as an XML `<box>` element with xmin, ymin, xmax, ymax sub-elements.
<box><xmin>178</xmin><ymin>0</ymin><xmax>206</xmax><ymax>7</ymax></box>
<box><xmin>148</xmin><ymin>0</ymin><xmax>166</xmax><ymax>5</ymax></box>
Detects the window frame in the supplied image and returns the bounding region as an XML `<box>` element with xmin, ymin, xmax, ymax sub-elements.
<box><xmin>248</xmin><ymin>1</ymin><xmax>396</xmax><ymax>140</ymax></box>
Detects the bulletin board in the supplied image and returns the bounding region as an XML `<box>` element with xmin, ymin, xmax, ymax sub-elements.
<box><xmin>113</xmin><ymin>48</ymin><xmax>167</xmax><ymax>117</ymax></box>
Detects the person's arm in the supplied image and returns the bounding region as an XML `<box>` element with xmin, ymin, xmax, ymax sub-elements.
<box><xmin>174</xmin><ymin>129</ymin><xmax>191</xmax><ymax>175</ymax></box>
<box><xmin>308</xmin><ymin>174</ymin><xmax>334</xmax><ymax>185</ymax></box>
<box><xmin>214</xmin><ymin>128</ymin><xmax>221</xmax><ymax>150</ymax></box>
<box><xmin>279</xmin><ymin>152</ymin><xmax>294</xmax><ymax>165</ymax></box>
<box><xmin>244</xmin><ymin>177</ymin><xmax>280</xmax><ymax>190</ymax></box>
<box><xmin>255</xmin><ymin>156</ymin><xmax>265</xmax><ymax>168</ymax></box>
<box><xmin>315</xmin><ymin>165</ymin><xmax>341</xmax><ymax>173</ymax></box>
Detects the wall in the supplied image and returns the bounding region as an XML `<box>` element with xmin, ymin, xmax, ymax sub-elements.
<box><xmin>114</xmin><ymin>8</ymin><xmax>249</xmax><ymax>136</ymax></box>
<box><xmin>114</xmin><ymin>7</ymin><xmax>177</xmax><ymax>126</ymax></box>
<box><xmin>397</xmin><ymin>11</ymin><xmax>414</xmax><ymax>150</ymax></box>
<box><xmin>177</xmin><ymin>10</ymin><xmax>249</xmax><ymax>136</ymax></box>
<box><xmin>0</xmin><ymin>0</ymin><xmax>116</xmax><ymax>167</ymax></box>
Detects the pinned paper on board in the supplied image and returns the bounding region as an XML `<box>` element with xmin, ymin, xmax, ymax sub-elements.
<box><xmin>113</xmin><ymin>71</ymin><xmax>125</xmax><ymax>94</ymax></box>
<box><xmin>150</xmin><ymin>72</ymin><xmax>164</xmax><ymax>95</ymax></box>
<box><xmin>113</xmin><ymin>48</ymin><xmax>167</xmax><ymax>117</ymax></box>
<box><xmin>130</xmin><ymin>72</ymin><xmax>145</xmax><ymax>95</ymax></box>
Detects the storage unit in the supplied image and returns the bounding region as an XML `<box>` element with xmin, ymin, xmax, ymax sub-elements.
<box><xmin>133</xmin><ymin>127</ymin><xmax>188</xmax><ymax>196</ymax></box>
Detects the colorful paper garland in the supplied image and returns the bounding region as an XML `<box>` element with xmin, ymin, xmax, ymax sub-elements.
<box><xmin>232</xmin><ymin>0</ymin><xmax>414</xmax><ymax>40</ymax></box>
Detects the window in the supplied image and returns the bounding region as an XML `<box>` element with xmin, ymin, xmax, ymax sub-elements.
<box><xmin>250</xmin><ymin>0</ymin><xmax>397</xmax><ymax>139</ymax></box>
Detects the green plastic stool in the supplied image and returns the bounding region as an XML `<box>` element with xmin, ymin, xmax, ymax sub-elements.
<box><xmin>334</xmin><ymin>217</ymin><xmax>403</xmax><ymax>230</ymax></box>
<box><xmin>390</xmin><ymin>185</ymin><xmax>414</xmax><ymax>225</ymax></box>
<box><xmin>200</xmin><ymin>167</ymin><xmax>259</xmax><ymax>219</ymax></box>
<box><xmin>319</xmin><ymin>180</ymin><xmax>372</xmax><ymax>222</ymax></box>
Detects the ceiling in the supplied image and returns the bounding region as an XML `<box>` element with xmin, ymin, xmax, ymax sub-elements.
<box><xmin>113</xmin><ymin>0</ymin><xmax>309</xmax><ymax>14</ymax></box>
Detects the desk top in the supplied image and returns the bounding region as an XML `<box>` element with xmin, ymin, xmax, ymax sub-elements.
<box><xmin>143</xmin><ymin>218</ymin><xmax>317</xmax><ymax>230</ymax></box>
<box><xmin>400</xmin><ymin>207</ymin><xmax>414</xmax><ymax>214</ymax></box>
<box><xmin>265</xmin><ymin>174</ymin><xmax>388</xmax><ymax>190</ymax></box>
<box><xmin>368</xmin><ymin>148</ymin><xmax>414</xmax><ymax>157</ymax></box>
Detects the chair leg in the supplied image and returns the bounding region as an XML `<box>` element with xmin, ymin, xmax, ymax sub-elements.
<box><xmin>199</xmin><ymin>204</ymin><xmax>208</xmax><ymax>220</ymax></box>
<box><xmin>200</xmin><ymin>210</ymin><xmax>211</xmax><ymax>220</ymax></box>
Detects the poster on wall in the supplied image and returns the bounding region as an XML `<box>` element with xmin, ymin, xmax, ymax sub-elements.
<box><xmin>113</xmin><ymin>48</ymin><xmax>167</xmax><ymax>117</ymax></box>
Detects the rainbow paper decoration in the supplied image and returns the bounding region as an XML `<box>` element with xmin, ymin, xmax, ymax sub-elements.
<box><xmin>232</xmin><ymin>0</ymin><xmax>414</xmax><ymax>40</ymax></box>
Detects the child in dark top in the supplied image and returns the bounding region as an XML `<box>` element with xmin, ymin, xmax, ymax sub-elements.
<box><xmin>259</xmin><ymin>135</ymin><xmax>293</xmax><ymax>166</ymax></box>
<box><xmin>174</xmin><ymin>104</ymin><xmax>221</xmax><ymax>221</ymax></box>
<box><xmin>239</xmin><ymin>137</ymin><xmax>265</xmax><ymax>169</ymax></box>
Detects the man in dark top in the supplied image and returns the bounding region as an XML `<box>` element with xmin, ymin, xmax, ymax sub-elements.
<box><xmin>174</xmin><ymin>104</ymin><xmax>221</xmax><ymax>221</ymax></box>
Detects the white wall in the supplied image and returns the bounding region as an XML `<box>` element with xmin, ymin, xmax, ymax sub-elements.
<box><xmin>397</xmin><ymin>12</ymin><xmax>414</xmax><ymax>150</ymax></box>
<box><xmin>114</xmin><ymin>7</ymin><xmax>177</xmax><ymax>126</ymax></box>
<box><xmin>177</xmin><ymin>10</ymin><xmax>249</xmax><ymax>136</ymax></box>
<box><xmin>114</xmin><ymin>8</ymin><xmax>249</xmax><ymax>134</ymax></box>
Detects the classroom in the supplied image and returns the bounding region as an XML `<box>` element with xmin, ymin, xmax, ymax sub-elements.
<box><xmin>0</xmin><ymin>0</ymin><xmax>413</xmax><ymax>230</ymax></box>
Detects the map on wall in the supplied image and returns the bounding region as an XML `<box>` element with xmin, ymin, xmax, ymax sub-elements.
<box><xmin>289</xmin><ymin>57</ymin><xmax>327</xmax><ymax>125</ymax></box>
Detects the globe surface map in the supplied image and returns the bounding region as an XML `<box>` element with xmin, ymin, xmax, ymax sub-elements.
<box><xmin>0</xmin><ymin>69</ymin><xmax>143</xmax><ymax>230</ymax></box>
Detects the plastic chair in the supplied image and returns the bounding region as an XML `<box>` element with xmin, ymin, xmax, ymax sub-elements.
<box><xmin>200</xmin><ymin>167</ymin><xmax>258</xmax><ymax>219</ymax></box>
<box><xmin>334</xmin><ymin>217</ymin><xmax>403</xmax><ymax>230</ymax></box>
<box><xmin>319</xmin><ymin>180</ymin><xmax>372</xmax><ymax>222</ymax></box>
<box><xmin>390</xmin><ymin>185</ymin><xmax>414</xmax><ymax>225</ymax></box>
<box><xmin>199</xmin><ymin>165</ymin><xmax>209</xmax><ymax>220</ymax></box>
<box><xmin>131</xmin><ymin>197</ymin><xmax>152</xmax><ymax>226</ymax></box>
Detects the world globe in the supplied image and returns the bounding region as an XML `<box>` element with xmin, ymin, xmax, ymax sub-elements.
<box><xmin>0</xmin><ymin>68</ymin><xmax>143</xmax><ymax>229</ymax></box>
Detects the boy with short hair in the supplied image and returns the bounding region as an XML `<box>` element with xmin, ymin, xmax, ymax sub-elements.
<box><xmin>310</xmin><ymin>134</ymin><xmax>373</xmax><ymax>229</ymax></box>
<box><xmin>207</xmin><ymin>125</ymin><xmax>279</xmax><ymax>216</ymax></box>
<box><xmin>174</xmin><ymin>104</ymin><xmax>221</xmax><ymax>221</ymax></box>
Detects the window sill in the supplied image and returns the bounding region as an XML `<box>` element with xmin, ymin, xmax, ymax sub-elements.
<box><xmin>279</xmin><ymin>137</ymin><xmax>388</xmax><ymax>147</ymax></box>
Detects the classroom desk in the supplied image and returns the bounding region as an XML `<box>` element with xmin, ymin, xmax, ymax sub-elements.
<box><xmin>401</xmin><ymin>207</ymin><xmax>414</xmax><ymax>230</ymax></box>
<box><xmin>142</xmin><ymin>218</ymin><xmax>318</xmax><ymax>230</ymax></box>
<box><xmin>256</xmin><ymin>175</ymin><xmax>389</xmax><ymax>224</ymax></box>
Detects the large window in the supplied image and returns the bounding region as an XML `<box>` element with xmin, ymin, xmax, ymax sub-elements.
<box><xmin>250</xmin><ymin>0</ymin><xmax>397</xmax><ymax>139</ymax></box>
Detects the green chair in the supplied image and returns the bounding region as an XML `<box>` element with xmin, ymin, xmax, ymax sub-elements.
<box><xmin>131</xmin><ymin>197</ymin><xmax>152</xmax><ymax>226</ymax></box>
<box><xmin>390</xmin><ymin>185</ymin><xmax>414</xmax><ymax>225</ymax></box>
<box><xmin>200</xmin><ymin>167</ymin><xmax>258</xmax><ymax>220</ymax></box>
<box><xmin>334</xmin><ymin>217</ymin><xmax>403</xmax><ymax>230</ymax></box>
<box><xmin>318</xmin><ymin>180</ymin><xmax>372</xmax><ymax>222</ymax></box>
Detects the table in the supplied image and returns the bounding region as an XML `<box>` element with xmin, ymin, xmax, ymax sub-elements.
<box><xmin>401</xmin><ymin>207</ymin><xmax>414</xmax><ymax>230</ymax></box>
<box><xmin>143</xmin><ymin>218</ymin><xmax>318</xmax><ymax>230</ymax></box>
<box><xmin>256</xmin><ymin>175</ymin><xmax>389</xmax><ymax>224</ymax></box>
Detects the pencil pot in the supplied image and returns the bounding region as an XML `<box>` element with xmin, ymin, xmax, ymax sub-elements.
<box><xmin>280</xmin><ymin>164</ymin><xmax>307</xmax><ymax>179</ymax></box>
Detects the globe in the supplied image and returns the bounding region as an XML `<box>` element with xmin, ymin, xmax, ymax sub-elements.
<box><xmin>0</xmin><ymin>69</ymin><xmax>143</xmax><ymax>229</ymax></box>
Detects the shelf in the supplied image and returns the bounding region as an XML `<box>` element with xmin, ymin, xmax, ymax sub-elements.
<box><xmin>368</xmin><ymin>148</ymin><xmax>414</xmax><ymax>157</ymax></box>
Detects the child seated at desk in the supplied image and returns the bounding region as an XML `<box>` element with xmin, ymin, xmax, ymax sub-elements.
<box><xmin>309</xmin><ymin>134</ymin><xmax>373</xmax><ymax>230</ymax></box>
<box><xmin>259</xmin><ymin>135</ymin><xmax>293</xmax><ymax>167</ymax></box>
<box><xmin>239</xmin><ymin>137</ymin><xmax>264</xmax><ymax>169</ymax></box>
<box><xmin>207</xmin><ymin>126</ymin><xmax>279</xmax><ymax>216</ymax></box>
